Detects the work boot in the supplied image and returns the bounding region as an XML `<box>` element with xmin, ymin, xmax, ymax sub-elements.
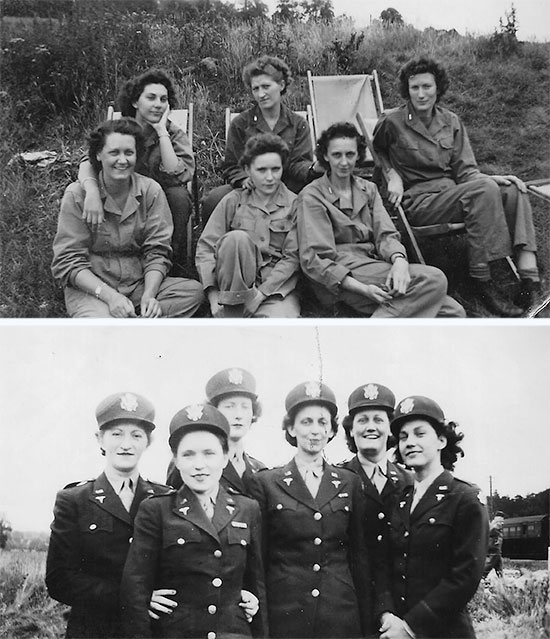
<box><xmin>470</xmin><ymin>279</ymin><xmax>523</xmax><ymax>317</ymax></box>
<box><xmin>514</xmin><ymin>278</ymin><xmax>541</xmax><ymax>310</ymax></box>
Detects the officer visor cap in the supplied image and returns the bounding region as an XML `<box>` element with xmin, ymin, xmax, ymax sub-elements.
<box><xmin>169</xmin><ymin>404</ymin><xmax>230</xmax><ymax>450</ymax></box>
<box><xmin>205</xmin><ymin>368</ymin><xmax>257</xmax><ymax>403</ymax></box>
<box><xmin>390</xmin><ymin>395</ymin><xmax>445</xmax><ymax>437</ymax></box>
<box><xmin>347</xmin><ymin>383</ymin><xmax>395</xmax><ymax>414</ymax></box>
<box><xmin>285</xmin><ymin>381</ymin><xmax>338</xmax><ymax>417</ymax></box>
<box><xmin>96</xmin><ymin>392</ymin><xmax>156</xmax><ymax>431</ymax></box>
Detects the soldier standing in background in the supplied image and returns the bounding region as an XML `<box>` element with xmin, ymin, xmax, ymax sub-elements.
<box><xmin>483</xmin><ymin>511</ymin><xmax>505</xmax><ymax>578</ymax></box>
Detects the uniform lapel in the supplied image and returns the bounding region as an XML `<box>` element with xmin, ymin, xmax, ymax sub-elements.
<box><xmin>315</xmin><ymin>465</ymin><xmax>349</xmax><ymax>509</ymax></box>
<box><xmin>222</xmin><ymin>461</ymin><xmax>246</xmax><ymax>494</ymax></box>
<box><xmin>395</xmin><ymin>482</ymin><xmax>414</xmax><ymax>530</ymax></box>
<box><xmin>129</xmin><ymin>476</ymin><xmax>157</xmax><ymax>518</ymax></box>
<box><xmin>172</xmin><ymin>485</ymin><xmax>220</xmax><ymax>542</ymax></box>
<box><xmin>349</xmin><ymin>456</ymin><xmax>384</xmax><ymax>504</ymax></box>
<box><xmin>212</xmin><ymin>485</ymin><xmax>240</xmax><ymax>534</ymax></box>
<box><xmin>410</xmin><ymin>470</ymin><xmax>452</xmax><ymax>523</ymax></box>
<box><xmin>275</xmin><ymin>459</ymin><xmax>317</xmax><ymax>510</ymax></box>
<box><xmin>88</xmin><ymin>472</ymin><xmax>132</xmax><ymax>525</ymax></box>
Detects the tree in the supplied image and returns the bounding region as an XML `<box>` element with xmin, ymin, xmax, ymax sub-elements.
<box><xmin>301</xmin><ymin>0</ymin><xmax>334</xmax><ymax>22</ymax></box>
<box><xmin>238</xmin><ymin>0</ymin><xmax>268</xmax><ymax>21</ymax></box>
<box><xmin>0</xmin><ymin>518</ymin><xmax>12</xmax><ymax>550</ymax></box>
<box><xmin>273</xmin><ymin>0</ymin><xmax>302</xmax><ymax>23</ymax></box>
<box><xmin>380</xmin><ymin>7</ymin><xmax>404</xmax><ymax>27</ymax></box>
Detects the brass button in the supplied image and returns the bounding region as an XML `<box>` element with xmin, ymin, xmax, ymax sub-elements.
<box><xmin>212</xmin><ymin>577</ymin><xmax>222</xmax><ymax>587</ymax></box>
<box><xmin>214</xmin><ymin>549</ymin><xmax>222</xmax><ymax>558</ymax></box>
<box><xmin>89</xmin><ymin>524</ymin><xmax>97</xmax><ymax>530</ymax></box>
<box><xmin>311</xmin><ymin>589</ymin><xmax>320</xmax><ymax>597</ymax></box>
<box><xmin>313</xmin><ymin>563</ymin><xmax>321</xmax><ymax>572</ymax></box>
<box><xmin>177</xmin><ymin>538</ymin><xmax>185</xmax><ymax>545</ymax></box>
<box><xmin>208</xmin><ymin>605</ymin><xmax>217</xmax><ymax>614</ymax></box>
<box><xmin>314</xmin><ymin>512</ymin><xmax>322</xmax><ymax>521</ymax></box>
<box><xmin>378</xmin><ymin>512</ymin><xmax>385</xmax><ymax>520</ymax></box>
<box><xmin>313</xmin><ymin>537</ymin><xmax>322</xmax><ymax>545</ymax></box>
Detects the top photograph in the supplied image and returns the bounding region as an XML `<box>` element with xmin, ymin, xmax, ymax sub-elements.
<box><xmin>2</xmin><ymin>0</ymin><xmax>549</xmax><ymax>319</ymax></box>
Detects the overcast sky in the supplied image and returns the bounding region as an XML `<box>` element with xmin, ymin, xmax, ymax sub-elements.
<box><xmin>1</xmin><ymin>322</ymin><xmax>549</xmax><ymax>532</ymax></box>
<box><xmin>257</xmin><ymin>0</ymin><xmax>550</xmax><ymax>41</ymax></box>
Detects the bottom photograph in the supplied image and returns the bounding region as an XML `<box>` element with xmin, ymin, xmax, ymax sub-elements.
<box><xmin>1</xmin><ymin>324</ymin><xmax>548</xmax><ymax>639</ymax></box>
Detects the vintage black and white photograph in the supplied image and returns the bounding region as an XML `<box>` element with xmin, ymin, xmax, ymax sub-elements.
<box><xmin>1</xmin><ymin>0</ymin><xmax>549</xmax><ymax>318</ymax></box>
<box><xmin>0</xmin><ymin>323</ymin><xmax>549</xmax><ymax>638</ymax></box>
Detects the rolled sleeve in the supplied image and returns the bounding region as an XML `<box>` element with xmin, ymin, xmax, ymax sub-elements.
<box><xmin>51</xmin><ymin>185</ymin><xmax>93</xmax><ymax>288</ymax></box>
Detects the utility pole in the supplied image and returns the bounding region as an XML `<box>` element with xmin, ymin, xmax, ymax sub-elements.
<box><xmin>489</xmin><ymin>475</ymin><xmax>493</xmax><ymax>518</ymax></box>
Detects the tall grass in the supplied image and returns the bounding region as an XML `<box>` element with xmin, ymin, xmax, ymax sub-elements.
<box><xmin>1</xmin><ymin>9</ymin><xmax>549</xmax><ymax>316</ymax></box>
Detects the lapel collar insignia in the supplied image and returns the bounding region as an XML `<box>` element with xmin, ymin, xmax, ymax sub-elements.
<box><xmin>400</xmin><ymin>500</ymin><xmax>407</xmax><ymax>508</ymax></box>
<box><xmin>179</xmin><ymin>506</ymin><xmax>190</xmax><ymax>515</ymax></box>
<box><xmin>332</xmin><ymin>480</ymin><xmax>341</xmax><ymax>488</ymax></box>
<box><xmin>436</xmin><ymin>494</ymin><xmax>445</xmax><ymax>501</ymax></box>
<box><xmin>331</xmin><ymin>472</ymin><xmax>338</xmax><ymax>478</ymax></box>
<box><xmin>283</xmin><ymin>477</ymin><xmax>293</xmax><ymax>486</ymax></box>
<box><xmin>226</xmin><ymin>505</ymin><xmax>235</xmax><ymax>513</ymax></box>
<box><xmin>285</xmin><ymin>470</ymin><xmax>292</xmax><ymax>476</ymax></box>
<box><xmin>95</xmin><ymin>495</ymin><xmax>106</xmax><ymax>503</ymax></box>
<box><xmin>94</xmin><ymin>488</ymin><xmax>105</xmax><ymax>494</ymax></box>
<box><xmin>147</xmin><ymin>488</ymin><xmax>155</xmax><ymax>494</ymax></box>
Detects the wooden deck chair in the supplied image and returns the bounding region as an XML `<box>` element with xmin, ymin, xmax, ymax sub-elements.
<box><xmin>307</xmin><ymin>70</ymin><xmax>384</xmax><ymax>163</ymax></box>
<box><xmin>355</xmin><ymin>113</ymin><xmax>519</xmax><ymax>279</ymax></box>
<box><xmin>107</xmin><ymin>104</ymin><xmax>197</xmax><ymax>264</ymax></box>
<box><xmin>224</xmin><ymin>106</ymin><xmax>316</xmax><ymax>154</ymax></box>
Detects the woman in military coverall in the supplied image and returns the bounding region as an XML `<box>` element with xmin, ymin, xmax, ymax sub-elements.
<box><xmin>45</xmin><ymin>392</ymin><xmax>170</xmax><ymax>638</ymax></box>
<box><xmin>121</xmin><ymin>404</ymin><xmax>267</xmax><ymax>639</ymax></box>
<box><xmin>250</xmin><ymin>382</ymin><xmax>373</xmax><ymax>638</ymax></box>
<box><xmin>379</xmin><ymin>396</ymin><xmax>488</xmax><ymax>639</ymax></box>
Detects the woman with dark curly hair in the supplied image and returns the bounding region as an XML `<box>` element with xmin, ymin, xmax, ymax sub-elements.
<box><xmin>249</xmin><ymin>381</ymin><xmax>376</xmax><ymax>638</ymax></box>
<box><xmin>378</xmin><ymin>396</ymin><xmax>488</xmax><ymax>639</ymax></box>
<box><xmin>78</xmin><ymin>69</ymin><xmax>194</xmax><ymax>272</ymax></box>
<box><xmin>295</xmin><ymin>121</ymin><xmax>465</xmax><ymax>317</ymax></box>
<box><xmin>52</xmin><ymin>117</ymin><xmax>203</xmax><ymax>318</ymax></box>
<box><xmin>196</xmin><ymin>132</ymin><xmax>301</xmax><ymax>317</ymax></box>
<box><xmin>373</xmin><ymin>56</ymin><xmax>540</xmax><ymax>316</ymax></box>
<box><xmin>202</xmin><ymin>55</ymin><xmax>322</xmax><ymax>221</ymax></box>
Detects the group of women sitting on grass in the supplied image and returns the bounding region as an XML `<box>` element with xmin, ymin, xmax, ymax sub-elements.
<box><xmin>51</xmin><ymin>55</ymin><xmax>541</xmax><ymax>318</ymax></box>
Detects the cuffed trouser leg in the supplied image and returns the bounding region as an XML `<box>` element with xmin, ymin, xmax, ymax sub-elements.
<box><xmin>336</xmin><ymin>262</ymin><xmax>458</xmax><ymax>318</ymax></box>
<box><xmin>164</xmin><ymin>186</ymin><xmax>193</xmax><ymax>268</ymax></box>
<box><xmin>255</xmin><ymin>291</ymin><xmax>301</xmax><ymax>318</ymax></box>
<box><xmin>405</xmin><ymin>178</ymin><xmax>513</xmax><ymax>279</ymax></box>
<box><xmin>499</xmin><ymin>183</ymin><xmax>538</xmax><ymax>251</ymax></box>
<box><xmin>201</xmin><ymin>185</ymin><xmax>233</xmax><ymax>224</ymax></box>
<box><xmin>215</xmin><ymin>230</ymin><xmax>261</xmax><ymax>305</ymax></box>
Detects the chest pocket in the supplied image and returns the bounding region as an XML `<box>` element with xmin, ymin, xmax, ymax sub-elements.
<box><xmin>330</xmin><ymin>494</ymin><xmax>352</xmax><ymax>514</ymax></box>
<box><xmin>163</xmin><ymin>523</ymin><xmax>202</xmax><ymax>548</ymax></box>
<box><xmin>269</xmin><ymin>217</ymin><xmax>293</xmax><ymax>234</ymax></box>
<box><xmin>438</xmin><ymin>134</ymin><xmax>455</xmax><ymax>150</ymax></box>
<box><xmin>231</xmin><ymin>206</ymin><xmax>257</xmax><ymax>232</ymax></box>
<box><xmin>416</xmin><ymin>510</ymin><xmax>454</xmax><ymax>532</ymax></box>
<box><xmin>79</xmin><ymin>511</ymin><xmax>113</xmax><ymax>534</ymax></box>
<box><xmin>268</xmin><ymin>495</ymin><xmax>298</xmax><ymax>514</ymax></box>
<box><xmin>227</xmin><ymin>522</ymin><xmax>251</xmax><ymax>546</ymax></box>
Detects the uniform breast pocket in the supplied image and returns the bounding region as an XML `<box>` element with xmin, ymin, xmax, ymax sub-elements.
<box><xmin>393</xmin><ymin>140</ymin><xmax>420</xmax><ymax>163</ymax></box>
<box><xmin>268</xmin><ymin>496</ymin><xmax>298</xmax><ymax>515</ymax></box>
<box><xmin>330</xmin><ymin>495</ymin><xmax>352</xmax><ymax>515</ymax></box>
<box><xmin>417</xmin><ymin>513</ymin><xmax>454</xmax><ymax>549</ymax></box>
<box><xmin>230</xmin><ymin>209</ymin><xmax>257</xmax><ymax>233</ymax></box>
<box><xmin>227</xmin><ymin>522</ymin><xmax>251</xmax><ymax>547</ymax></box>
<box><xmin>79</xmin><ymin>513</ymin><xmax>113</xmax><ymax>535</ymax></box>
<box><xmin>163</xmin><ymin>524</ymin><xmax>202</xmax><ymax>549</ymax></box>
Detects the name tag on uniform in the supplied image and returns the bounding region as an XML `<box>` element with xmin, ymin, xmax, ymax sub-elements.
<box><xmin>231</xmin><ymin>521</ymin><xmax>248</xmax><ymax>529</ymax></box>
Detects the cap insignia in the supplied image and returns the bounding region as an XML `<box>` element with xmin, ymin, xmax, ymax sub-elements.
<box><xmin>363</xmin><ymin>384</ymin><xmax>379</xmax><ymax>400</ymax></box>
<box><xmin>228</xmin><ymin>368</ymin><xmax>243</xmax><ymax>384</ymax></box>
<box><xmin>400</xmin><ymin>398</ymin><xmax>415</xmax><ymax>414</ymax></box>
<box><xmin>120</xmin><ymin>393</ymin><xmax>138</xmax><ymax>412</ymax></box>
<box><xmin>304</xmin><ymin>381</ymin><xmax>321</xmax><ymax>398</ymax></box>
<box><xmin>186</xmin><ymin>404</ymin><xmax>204</xmax><ymax>421</ymax></box>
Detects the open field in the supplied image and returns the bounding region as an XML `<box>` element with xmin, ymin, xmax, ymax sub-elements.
<box><xmin>0</xmin><ymin>549</ymin><xmax>547</xmax><ymax>638</ymax></box>
<box><xmin>1</xmin><ymin>5</ymin><xmax>549</xmax><ymax>317</ymax></box>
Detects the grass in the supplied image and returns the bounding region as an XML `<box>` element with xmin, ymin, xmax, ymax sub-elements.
<box><xmin>1</xmin><ymin>8</ymin><xmax>549</xmax><ymax>317</ymax></box>
<box><xmin>0</xmin><ymin>549</ymin><xmax>547</xmax><ymax>638</ymax></box>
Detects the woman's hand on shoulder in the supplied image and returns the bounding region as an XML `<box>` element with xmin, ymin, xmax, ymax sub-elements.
<box><xmin>82</xmin><ymin>190</ymin><xmax>105</xmax><ymax>228</ymax></box>
<box><xmin>490</xmin><ymin>174</ymin><xmax>527</xmax><ymax>193</ymax></box>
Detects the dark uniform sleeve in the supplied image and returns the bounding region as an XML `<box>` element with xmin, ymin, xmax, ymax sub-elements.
<box><xmin>404</xmin><ymin>486</ymin><xmax>489</xmax><ymax>636</ymax></box>
<box><xmin>285</xmin><ymin>113</ymin><xmax>314</xmax><ymax>189</ymax></box>
<box><xmin>120</xmin><ymin>498</ymin><xmax>163</xmax><ymax>638</ymax></box>
<box><xmin>45</xmin><ymin>488</ymin><xmax>119</xmax><ymax>611</ymax></box>
<box><xmin>243</xmin><ymin>499</ymin><xmax>268</xmax><ymax>638</ymax></box>
<box><xmin>222</xmin><ymin>116</ymin><xmax>249</xmax><ymax>188</ymax></box>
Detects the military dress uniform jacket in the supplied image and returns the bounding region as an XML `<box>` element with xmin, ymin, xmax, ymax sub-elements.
<box><xmin>120</xmin><ymin>484</ymin><xmax>267</xmax><ymax>639</ymax></box>
<box><xmin>250</xmin><ymin>459</ymin><xmax>373</xmax><ymax>638</ymax></box>
<box><xmin>45</xmin><ymin>473</ymin><xmax>170</xmax><ymax>638</ymax></box>
<box><xmin>388</xmin><ymin>470</ymin><xmax>489</xmax><ymax>638</ymax></box>
<box><xmin>222</xmin><ymin>104</ymin><xmax>313</xmax><ymax>193</ymax></box>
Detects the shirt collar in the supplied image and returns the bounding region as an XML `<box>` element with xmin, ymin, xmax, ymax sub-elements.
<box><xmin>294</xmin><ymin>455</ymin><xmax>324</xmax><ymax>477</ymax></box>
<box><xmin>359</xmin><ymin>457</ymin><xmax>388</xmax><ymax>478</ymax></box>
<box><xmin>104</xmin><ymin>469</ymin><xmax>139</xmax><ymax>494</ymax></box>
<box><xmin>413</xmin><ymin>464</ymin><xmax>444</xmax><ymax>494</ymax></box>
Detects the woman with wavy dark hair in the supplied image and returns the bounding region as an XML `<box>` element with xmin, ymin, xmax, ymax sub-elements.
<box><xmin>196</xmin><ymin>132</ymin><xmax>300</xmax><ymax>317</ymax></box>
<box><xmin>378</xmin><ymin>396</ymin><xmax>488</xmax><ymax>639</ymax></box>
<box><xmin>78</xmin><ymin>69</ymin><xmax>194</xmax><ymax>272</ymax></box>
<box><xmin>52</xmin><ymin>117</ymin><xmax>203</xmax><ymax>318</ymax></box>
<box><xmin>373</xmin><ymin>56</ymin><xmax>540</xmax><ymax>316</ymax></box>
<box><xmin>250</xmin><ymin>381</ymin><xmax>376</xmax><ymax>638</ymax></box>
<box><xmin>201</xmin><ymin>55</ymin><xmax>322</xmax><ymax>221</ymax></box>
<box><xmin>296</xmin><ymin>121</ymin><xmax>465</xmax><ymax>317</ymax></box>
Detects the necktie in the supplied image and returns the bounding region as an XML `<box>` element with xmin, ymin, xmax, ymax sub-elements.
<box><xmin>119</xmin><ymin>479</ymin><xmax>134</xmax><ymax>511</ymax></box>
<box><xmin>232</xmin><ymin>453</ymin><xmax>246</xmax><ymax>478</ymax></box>
<box><xmin>371</xmin><ymin>465</ymin><xmax>386</xmax><ymax>494</ymax></box>
<box><xmin>200</xmin><ymin>497</ymin><xmax>214</xmax><ymax>520</ymax></box>
<box><xmin>410</xmin><ymin>486</ymin><xmax>420</xmax><ymax>513</ymax></box>
<box><xmin>304</xmin><ymin>468</ymin><xmax>322</xmax><ymax>498</ymax></box>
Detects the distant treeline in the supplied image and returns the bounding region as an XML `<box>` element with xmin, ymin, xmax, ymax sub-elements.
<box><xmin>489</xmin><ymin>488</ymin><xmax>549</xmax><ymax>519</ymax></box>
